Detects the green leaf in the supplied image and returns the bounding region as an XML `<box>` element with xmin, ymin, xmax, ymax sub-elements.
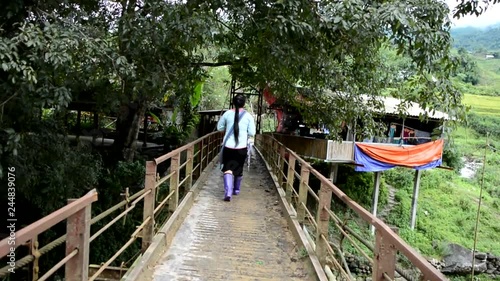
<box><xmin>191</xmin><ymin>81</ymin><xmax>204</xmax><ymax>107</ymax></box>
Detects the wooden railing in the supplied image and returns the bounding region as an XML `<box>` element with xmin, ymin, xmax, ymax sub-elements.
<box><xmin>255</xmin><ymin>134</ymin><xmax>447</xmax><ymax>281</ymax></box>
<box><xmin>0</xmin><ymin>190</ymin><xmax>98</xmax><ymax>281</ymax></box>
<box><xmin>0</xmin><ymin>131</ymin><xmax>223</xmax><ymax>281</ymax></box>
<box><xmin>140</xmin><ymin>131</ymin><xmax>223</xmax><ymax>253</ymax></box>
<box><xmin>271</xmin><ymin>133</ymin><xmax>329</xmax><ymax>160</ymax></box>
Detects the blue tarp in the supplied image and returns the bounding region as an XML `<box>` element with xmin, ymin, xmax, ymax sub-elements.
<box><xmin>354</xmin><ymin>145</ymin><xmax>442</xmax><ymax>172</ymax></box>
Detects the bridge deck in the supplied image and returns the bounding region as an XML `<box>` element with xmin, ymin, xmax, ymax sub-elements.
<box><xmin>149</xmin><ymin>155</ymin><xmax>313</xmax><ymax>281</ymax></box>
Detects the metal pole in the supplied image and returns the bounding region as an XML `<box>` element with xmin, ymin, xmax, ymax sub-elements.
<box><xmin>371</xmin><ymin>172</ymin><xmax>382</xmax><ymax>235</ymax></box>
<box><xmin>471</xmin><ymin>133</ymin><xmax>489</xmax><ymax>281</ymax></box>
<box><xmin>410</xmin><ymin>169</ymin><xmax>422</xmax><ymax>230</ymax></box>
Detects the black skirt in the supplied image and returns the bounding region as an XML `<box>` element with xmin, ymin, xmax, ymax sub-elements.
<box><xmin>222</xmin><ymin>147</ymin><xmax>248</xmax><ymax>176</ymax></box>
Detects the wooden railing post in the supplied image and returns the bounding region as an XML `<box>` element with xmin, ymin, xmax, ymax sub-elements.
<box><xmin>298</xmin><ymin>165</ymin><xmax>310</xmax><ymax>224</ymax></box>
<box><xmin>372</xmin><ymin>228</ymin><xmax>397</xmax><ymax>281</ymax></box>
<box><xmin>65</xmin><ymin>200</ymin><xmax>91</xmax><ymax>281</ymax></box>
<box><xmin>186</xmin><ymin>145</ymin><xmax>194</xmax><ymax>189</ymax></box>
<box><xmin>273</xmin><ymin>141</ymin><xmax>279</xmax><ymax>177</ymax></box>
<box><xmin>316</xmin><ymin>183</ymin><xmax>332</xmax><ymax>266</ymax></box>
<box><xmin>266</xmin><ymin>136</ymin><xmax>270</xmax><ymax>160</ymax></box>
<box><xmin>206</xmin><ymin>135</ymin><xmax>211</xmax><ymax>167</ymax></box>
<box><xmin>30</xmin><ymin>236</ymin><xmax>39</xmax><ymax>281</ymax></box>
<box><xmin>142</xmin><ymin>161</ymin><xmax>157</xmax><ymax>252</ymax></box>
<box><xmin>286</xmin><ymin>154</ymin><xmax>296</xmax><ymax>203</ymax></box>
<box><xmin>215</xmin><ymin>133</ymin><xmax>220</xmax><ymax>159</ymax></box>
<box><xmin>211</xmin><ymin>134</ymin><xmax>216</xmax><ymax>161</ymax></box>
<box><xmin>278</xmin><ymin>146</ymin><xmax>285</xmax><ymax>189</ymax></box>
<box><xmin>269</xmin><ymin>138</ymin><xmax>273</xmax><ymax>166</ymax></box>
<box><xmin>169</xmin><ymin>153</ymin><xmax>180</xmax><ymax>214</ymax></box>
<box><xmin>200</xmin><ymin>138</ymin><xmax>205</xmax><ymax>171</ymax></box>
<box><xmin>259</xmin><ymin>135</ymin><xmax>266</xmax><ymax>160</ymax></box>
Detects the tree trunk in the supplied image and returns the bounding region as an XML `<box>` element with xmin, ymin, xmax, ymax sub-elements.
<box><xmin>113</xmin><ymin>101</ymin><xmax>146</xmax><ymax>162</ymax></box>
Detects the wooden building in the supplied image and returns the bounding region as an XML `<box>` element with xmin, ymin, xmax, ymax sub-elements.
<box><xmin>266</xmin><ymin>94</ymin><xmax>449</xmax><ymax>164</ymax></box>
<box><xmin>264</xmin><ymin>90</ymin><xmax>451</xmax><ymax>231</ymax></box>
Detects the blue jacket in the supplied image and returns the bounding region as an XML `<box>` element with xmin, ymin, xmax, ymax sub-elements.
<box><xmin>217</xmin><ymin>109</ymin><xmax>256</xmax><ymax>149</ymax></box>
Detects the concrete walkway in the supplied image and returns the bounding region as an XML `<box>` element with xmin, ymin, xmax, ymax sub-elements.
<box><xmin>151</xmin><ymin>153</ymin><xmax>312</xmax><ymax>281</ymax></box>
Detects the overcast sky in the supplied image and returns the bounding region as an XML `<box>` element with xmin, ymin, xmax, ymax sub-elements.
<box><xmin>446</xmin><ymin>0</ymin><xmax>500</xmax><ymax>28</ymax></box>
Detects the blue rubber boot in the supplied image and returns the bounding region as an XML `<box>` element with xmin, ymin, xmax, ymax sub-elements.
<box><xmin>233</xmin><ymin>176</ymin><xmax>243</xmax><ymax>195</ymax></box>
<box><xmin>223</xmin><ymin>173</ymin><xmax>234</xmax><ymax>201</ymax></box>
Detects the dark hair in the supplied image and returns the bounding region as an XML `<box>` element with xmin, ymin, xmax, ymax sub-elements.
<box><xmin>233</xmin><ymin>94</ymin><xmax>246</xmax><ymax>145</ymax></box>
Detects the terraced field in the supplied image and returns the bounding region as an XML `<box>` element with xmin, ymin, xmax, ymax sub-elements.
<box><xmin>463</xmin><ymin>94</ymin><xmax>500</xmax><ymax>116</ymax></box>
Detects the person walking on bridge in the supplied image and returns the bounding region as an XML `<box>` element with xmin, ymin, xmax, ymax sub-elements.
<box><xmin>217</xmin><ymin>94</ymin><xmax>256</xmax><ymax>201</ymax></box>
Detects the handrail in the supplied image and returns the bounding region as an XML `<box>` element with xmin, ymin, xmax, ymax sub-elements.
<box><xmin>0</xmin><ymin>189</ymin><xmax>97</xmax><ymax>281</ymax></box>
<box><xmin>0</xmin><ymin>188</ymin><xmax>148</xmax><ymax>277</ymax></box>
<box><xmin>154</xmin><ymin>131</ymin><xmax>220</xmax><ymax>165</ymax></box>
<box><xmin>0</xmin><ymin>189</ymin><xmax>98</xmax><ymax>258</ymax></box>
<box><xmin>255</xmin><ymin>134</ymin><xmax>447</xmax><ymax>281</ymax></box>
<box><xmin>0</xmin><ymin>131</ymin><xmax>223</xmax><ymax>281</ymax></box>
<box><xmin>91</xmin><ymin>130</ymin><xmax>223</xmax><ymax>279</ymax></box>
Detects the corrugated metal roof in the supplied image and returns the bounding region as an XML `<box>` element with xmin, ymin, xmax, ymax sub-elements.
<box><xmin>361</xmin><ymin>95</ymin><xmax>449</xmax><ymax>120</ymax></box>
<box><xmin>268</xmin><ymin>88</ymin><xmax>450</xmax><ymax>120</ymax></box>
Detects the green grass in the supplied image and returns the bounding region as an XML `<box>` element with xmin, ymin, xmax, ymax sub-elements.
<box><xmin>407</xmin><ymin>87</ymin><xmax>500</xmax><ymax>257</ymax></box>
<box><xmin>455</xmin><ymin>55</ymin><xmax>500</xmax><ymax>97</ymax></box>
<box><xmin>474</xmin><ymin>55</ymin><xmax>500</xmax><ymax>96</ymax></box>
<box><xmin>463</xmin><ymin>94</ymin><xmax>500</xmax><ymax>116</ymax></box>
<box><xmin>475</xmin><ymin>56</ymin><xmax>500</xmax><ymax>86</ymax></box>
<box><xmin>382</xmin><ymin>72</ymin><xmax>500</xmax><ymax>281</ymax></box>
<box><xmin>384</xmin><ymin>163</ymin><xmax>500</xmax><ymax>254</ymax></box>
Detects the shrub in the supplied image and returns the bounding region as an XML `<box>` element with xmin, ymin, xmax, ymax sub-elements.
<box><xmin>442</xmin><ymin>142</ymin><xmax>464</xmax><ymax>171</ymax></box>
<box><xmin>467</xmin><ymin>113</ymin><xmax>500</xmax><ymax>137</ymax></box>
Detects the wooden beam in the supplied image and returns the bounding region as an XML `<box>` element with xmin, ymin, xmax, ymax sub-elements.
<box><xmin>286</xmin><ymin>155</ymin><xmax>296</xmax><ymax>204</ymax></box>
<box><xmin>410</xmin><ymin>170</ymin><xmax>422</xmax><ymax>230</ymax></box>
<box><xmin>297</xmin><ymin>166</ymin><xmax>310</xmax><ymax>224</ymax></box>
<box><xmin>65</xmin><ymin>199</ymin><xmax>92</xmax><ymax>281</ymax></box>
<box><xmin>169</xmin><ymin>154</ymin><xmax>180</xmax><ymax>215</ymax></box>
<box><xmin>315</xmin><ymin>183</ymin><xmax>332</xmax><ymax>266</ymax></box>
<box><xmin>279</xmin><ymin>146</ymin><xmax>286</xmax><ymax>189</ymax></box>
<box><xmin>186</xmin><ymin>145</ymin><xmax>194</xmax><ymax>189</ymax></box>
<box><xmin>142</xmin><ymin>161</ymin><xmax>157</xmax><ymax>253</ymax></box>
<box><xmin>372</xmin><ymin>227</ymin><xmax>397</xmax><ymax>281</ymax></box>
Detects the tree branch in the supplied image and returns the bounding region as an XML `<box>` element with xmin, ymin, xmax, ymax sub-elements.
<box><xmin>212</xmin><ymin>16</ymin><xmax>249</xmax><ymax>45</ymax></box>
<box><xmin>192</xmin><ymin>61</ymin><xmax>235</xmax><ymax>67</ymax></box>
<box><xmin>191</xmin><ymin>58</ymin><xmax>248</xmax><ymax>67</ymax></box>
<box><xmin>0</xmin><ymin>92</ymin><xmax>19</xmax><ymax>107</ymax></box>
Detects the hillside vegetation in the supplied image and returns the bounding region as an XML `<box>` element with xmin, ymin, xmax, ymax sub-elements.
<box><xmin>375</xmin><ymin>25</ymin><xmax>500</xmax><ymax>280</ymax></box>
<box><xmin>450</xmin><ymin>24</ymin><xmax>500</xmax><ymax>98</ymax></box>
<box><xmin>382</xmin><ymin>105</ymin><xmax>500</xmax><ymax>255</ymax></box>
<box><xmin>451</xmin><ymin>24</ymin><xmax>500</xmax><ymax>51</ymax></box>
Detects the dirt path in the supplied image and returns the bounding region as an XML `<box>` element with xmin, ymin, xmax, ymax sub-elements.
<box><xmin>378</xmin><ymin>184</ymin><xmax>397</xmax><ymax>222</ymax></box>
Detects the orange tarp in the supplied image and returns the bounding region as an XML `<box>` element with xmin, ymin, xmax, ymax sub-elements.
<box><xmin>356</xmin><ymin>139</ymin><xmax>444</xmax><ymax>167</ymax></box>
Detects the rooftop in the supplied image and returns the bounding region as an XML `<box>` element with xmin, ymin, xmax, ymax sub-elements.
<box><xmin>361</xmin><ymin>95</ymin><xmax>450</xmax><ymax>120</ymax></box>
